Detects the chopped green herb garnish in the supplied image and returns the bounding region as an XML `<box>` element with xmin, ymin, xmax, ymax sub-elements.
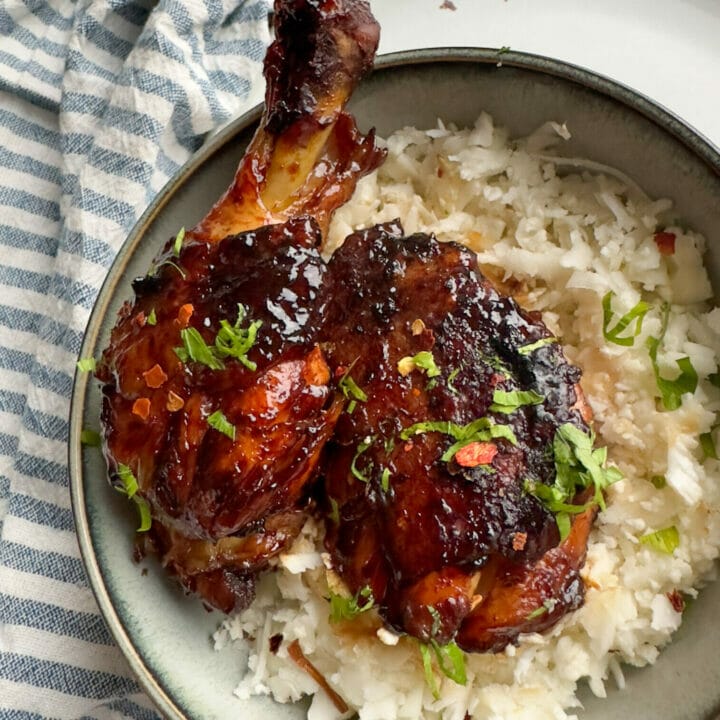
<box><xmin>116</xmin><ymin>463</ymin><xmax>139</xmax><ymax>498</ymax></box>
<box><xmin>80</xmin><ymin>429</ymin><xmax>102</xmax><ymax>447</ymax></box>
<box><xmin>525</xmin><ymin>605</ymin><xmax>548</xmax><ymax>620</ymax></box>
<box><xmin>420</xmin><ymin>643</ymin><xmax>439</xmax><ymax>699</ymax></box>
<box><xmin>339</xmin><ymin>370</ymin><xmax>367</xmax><ymax>414</ymax></box>
<box><xmin>525</xmin><ymin>423</ymin><xmax>622</xmax><ymax>539</ymax></box>
<box><xmin>639</xmin><ymin>526</ymin><xmax>679</xmax><ymax>554</ymax></box>
<box><xmin>709</xmin><ymin>370</ymin><xmax>720</xmax><ymax>389</ymax></box>
<box><xmin>398</xmin><ymin>351</ymin><xmax>441</xmax><ymax>378</ymax></box>
<box><xmin>646</xmin><ymin>303</ymin><xmax>697</xmax><ymax>410</ymax></box>
<box><xmin>401</xmin><ymin>417</ymin><xmax>517</xmax><ymax>463</ymax></box>
<box><xmin>381</xmin><ymin>467</ymin><xmax>391</xmax><ymax>492</ymax></box>
<box><xmin>419</xmin><ymin>639</ymin><xmax>467</xmax><ymax>698</ymax></box>
<box><xmin>489</xmin><ymin>388</ymin><xmax>544</xmax><ymax>414</ymax></box>
<box><xmin>602</xmin><ymin>291</ymin><xmax>651</xmax><ymax>347</ymax></box>
<box><xmin>207</xmin><ymin>409</ymin><xmax>235</xmax><ymax>440</ymax></box>
<box><xmin>447</xmin><ymin>367</ymin><xmax>460</xmax><ymax>394</ymax></box>
<box><xmin>152</xmin><ymin>259</ymin><xmax>186</xmax><ymax>279</ymax></box>
<box><xmin>135</xmin><ymin>496</ymin><xmax>152</xmax><ymax>532</ymax></box>
<box><xmin>214</xmin><ymin>304</ymin><xmax>262</xmax><ymax>371</ymax></box>
<box><xmin>173</xmin><ymin>227</ymin><xmax>185</xmax><ymax>257</ymax></box>
<box><xmin>174</xmin><ymin>306</ymin><xmax>261</xmax><ymax>372</ymax></box>
<box><xmin>555</xmin><ymin>511</ymin><xmax>571</xmax><ymax>542</ymax></box>
<box><xmin>351</xmin><ymin>436</ymin><xmax>374</xmax><ymax>482</ymax></box>
<box><xmin>329</xmin><ymin>585</ymin><xmax>375</xmax><ymax>622</ymax></box>
<box><xmin>76</xmin><ymin>357</ymin><xmax>96</xmax><ymax>373</ymax></box>
<box><xmin>413</xmin><ymin>351</ymin><xmax>441</xmax><ymax>378</ymax></box>
<box><xmin>175</xmin><ymin>327</ymin><xmax>225</xmax><ymax>370</ymax></box>
<box><xmin>497</xmin><ymin>45</ymin><xmax>511</xmax><ymax>54</ymax></box>
<box><xmin>526</xmin><ymin>598</ymin><xmax>557</xmax><ymax>620</ymax></box>
<box><xmin>518</xmin><ymin>337</ymin><xmax>556</xmax><ymax>356</ymax></box>
<box><xmin>147</xmin><ymin>308</ymin><xmax>157</xmax><ymax>326</ymax></box>
<box><xmin>384</xmin><ymin>436</ymin><xmax>395</xmax><ymax>454</ymax></box>
<box><xmin>115</xmin><ymin>464</ymin><xmax>152</xmax><ymax>531</ymax></box>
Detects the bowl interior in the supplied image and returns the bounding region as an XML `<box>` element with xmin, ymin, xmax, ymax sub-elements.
<box><xmin>70</xmin><ymin>50</ymin><xmax>720</xmax><ymax>720</ymax></box>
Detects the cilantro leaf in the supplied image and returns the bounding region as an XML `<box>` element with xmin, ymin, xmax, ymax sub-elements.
<box><xmin>602</xmin><ymin>291</ymin><xmax>651</xmax><ymax>347</ymax></box>
<box><xmin>207</xmin><ymin>410</ymin><xmax>235</xmax><ymax>440</ymax></box>
<box><xmin>175</xmin><ymin>328</ymin><xmax>225</xmax><ymax>370</ymax></box>
<box><xmin>214</xmin><ymin>304</ymin><xmax>262</xmax><ymax>371</ymax></box>
<box><xmin>329</xmin><ymin>585</ymin><xmax>375</xmax><ymax>622</ymax></box>
<box><xmin>173</xmin><ymin>227</ymin><xmax>185</xmax><ymax>257</ymax></box>
<box><xmin>489</xmin><ymin>388</ymin><xmax>544</xmax><ymax>414</ymax></box>
<box><xmin>419</xmin><ymin>639</ymin><xmax>467</xmax><ymax>698</ymax></box>
<box><xmin>76</xmin><ymin>357</ymin><xmax>96</xmax><ymax>373</ymax></box>
<box><xmin>115</xmin><ymin>464</ymin><xmax>152</xmax><ymax>531</ymax></box>
<box><xmin>338</xmin><ymin>368</ymin><xmax>367</xmax><ymax>414</ymax></box>
<box><xmin>116</xmin><ymin>463</ymin><xmax>139</xmax><ymax>498</ymax></box>
<box><xmin>351</xmin><ymin>436</ymin><xmax>374</xmax><ymax>482</ymax></box>
<box><xmin>525</xmin><ymin>423</ymin><xmax>622</xmax><ymax>537</ymax></box>
<box><xmin>80</xmin><ymin>429</ymin><xmax>102</xmax><ymax>447</ymax></box>
<box><xmin>400</xmin><ymin>417</ymin><xmax>517</xmax><ymax>463</ymax></box>
<box><xmin>174</xmin><ymin>306</ymin><xmax>261</xmax><ymax>373</ymax></box>
<box><xmin>646</xmin><ymin>304</ymin><xmax>697</xmax><ymax>410</ymax></box>
<box><xmin>639</xmin><ymin>526</ymin><xmax>679</xmax><ymax>554</ymax></box>
<box><xmin>398</xmin><ymin>351</ymin><xmax>441</xmax><ymax>378</ymax></box>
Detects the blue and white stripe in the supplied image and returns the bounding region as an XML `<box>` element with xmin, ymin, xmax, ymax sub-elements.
<box><xmin>0</xmin><ymin>1</ymin><xmax>270</xmax><ymax>717</ymax></box>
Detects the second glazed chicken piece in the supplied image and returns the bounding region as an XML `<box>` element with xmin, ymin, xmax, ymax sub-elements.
<box><xmin>320</xmin><ymin>222</ymin><xmax>598</xmax><ymax>651</ymax></box>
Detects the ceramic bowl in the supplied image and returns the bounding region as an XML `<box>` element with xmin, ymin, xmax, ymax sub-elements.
<box><xmin>69</xmin><ymin>48</ymin><xmax>720</xmax><ymax>720</ymax></box>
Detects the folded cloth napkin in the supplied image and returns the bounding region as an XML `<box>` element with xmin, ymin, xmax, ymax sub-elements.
<box><xmin>0</xmin><ymin>1</ymin><xmax>270</xmax><ymax>716</ymax></box>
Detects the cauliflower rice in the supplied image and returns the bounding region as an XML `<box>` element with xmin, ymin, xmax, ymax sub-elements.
<box><xmin>214</xmin><ymin>113</ymin><xmax>720</xmax><ymax>720</ymax></box>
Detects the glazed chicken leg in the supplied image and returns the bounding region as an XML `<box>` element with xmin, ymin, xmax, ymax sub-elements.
<box><xmin>97</xmin><ymin>0</ymin><xmax>384</xmax><ymax>612</ymax></box>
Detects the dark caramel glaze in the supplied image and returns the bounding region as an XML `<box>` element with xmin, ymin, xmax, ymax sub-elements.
<box><xmin>319</xmin><ymin>223</ymin><xmax>591</xmax><ymax>648</ymax></box>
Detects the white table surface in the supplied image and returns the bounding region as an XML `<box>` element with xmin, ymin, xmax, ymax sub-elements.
<box><xmin>366</xmin><ymin>0</ymin><xmax>720</xmax><ymax>150</ymax></box>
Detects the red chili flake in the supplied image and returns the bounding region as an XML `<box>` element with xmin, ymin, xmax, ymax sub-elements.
<box><xmin>132</xmin><ymin>397</ymin><xmax>151</xmax><ymax>420</ymax></box>
<box><xmin>512</xmin><ymin>532</ymin><xmax>528</xmax><ymax>551</ymax></box>
<box><xmin>455</xmin><ymin>441</ymin><xmax>498</xmax><ymax>467</ymax></box>
<box><xmin>654</xmin><ymin>231</ymin><xmax>676</xmax><ymax>255</ymax></box>
<box><xmin>334</xmin><ymin>365</ymin><xmax>348</xmax><ymax>379</ymax></box>
<box><xmin>135</xmin><ymin>311</ymin><xmax>147</xmax><ymax>327</ymax></box>
<box><xmin>666</xmin><ymin>589</ymin><xmax>685</xmax><ymax>613</ymax></box>
<box><xmin>166</xmin><ymin>391</ymin><xmax>185</xmax><ymax>412</ymax></box>
<box><xmin>412</xmin><ymin>387</ymin><xmax>421</xmax><ymax>397</ymax></box>
<box><xmin>490</xmin><ymin>373</ymin><xmax>506</xmax><ymax>387</ymax></box>
<box><xmin>177</xmin><ymin>303</ymin><xmax>194</xmax><ymax>326</ymax></box>
<box><xmin>404</xmin><ymin>441</ymin><xmax>414</xmax><ymax>452</ymax></box>
<box><xmin>142</xmin><ymin>363</ymin><xmax>168</xmax><ymax>389</ymax></box>
<box><xmin>440</xmin><ymin>0</ymin><xmax>457</xmax><ymax>9</ymax></box>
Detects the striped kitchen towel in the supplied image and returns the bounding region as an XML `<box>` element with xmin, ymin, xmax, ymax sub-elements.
<box><xmin>0</xmin><ymin>1</ymin><xmax>270</xmax><ymax>717</ymax></box>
